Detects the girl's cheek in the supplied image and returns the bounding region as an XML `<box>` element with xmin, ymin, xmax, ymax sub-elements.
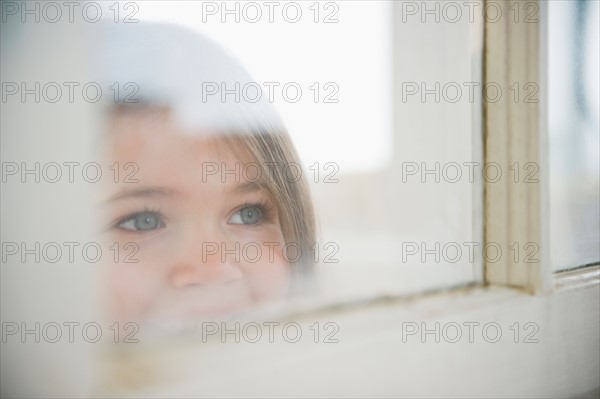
<box><xmin>229</xmin><ymin>223</ymin><xmax>290</xmax><ymax>299</ymax></box>
<box><xmin>238</xmin><ymin>242</ymin><xmax>291</xmax><ymax>301</ymax></box>
<box><xmin>104</xmin><ymin>257</ymin><xmax>166</xmax><ymax>322</ymax></box>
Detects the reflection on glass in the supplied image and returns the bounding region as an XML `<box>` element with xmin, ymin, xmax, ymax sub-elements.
<box><xmin>549</xmin><ymin>0</ymin><xmax>600</xmax><ymax>270</ymax></box>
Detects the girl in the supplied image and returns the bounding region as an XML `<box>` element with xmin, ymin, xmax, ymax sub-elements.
<box><xmin>95</xmin><ymin>23</ymin><xmax>316</xmax><ymax>325</ymax></box>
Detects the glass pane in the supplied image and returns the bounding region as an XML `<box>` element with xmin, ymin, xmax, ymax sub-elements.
<box><xmin>1</xmin><ymin>1</ymin><xmax>483</xmax><ymax>327</ymax></box>
<box><xmin>133</xmin><ymin>0</ymin><xmax>484</xmax><ymax>300</ymax></box>
<box><xmin>549</xmin><ymin>0</ymin><xmax>600</xmax><ymax>270</ymax></box>
<box><xmin>1</xmin><ymin>2</ymin><xmax>484</xmax><ymax>395</ymax></box>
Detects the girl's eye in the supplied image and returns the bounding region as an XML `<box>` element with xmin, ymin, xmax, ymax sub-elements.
<box><xmin>117</xmin><ymin>211</ymin><xmax>164</xmax><ymax>232</ymax></box>
<box><xmin>229</xmin><ymin>205</ymin><xmax>263</xmax><ymax>225</ymax></box>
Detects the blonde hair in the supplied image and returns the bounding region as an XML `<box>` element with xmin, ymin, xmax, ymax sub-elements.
<box><xmin>224</xmin><ymin>131</ymin><xmax>317</xmax><ymax>279</ymax></box>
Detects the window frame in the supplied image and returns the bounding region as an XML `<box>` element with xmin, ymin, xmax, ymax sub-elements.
<box><xmin>483</xmin><ymin>0</ymin><xmax>552</xmax><ymax>293</ymax></box>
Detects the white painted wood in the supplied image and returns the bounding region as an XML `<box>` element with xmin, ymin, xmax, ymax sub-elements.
<box><xmin>97</xmin><ymin>267</ymin><xmax>600</xmax><ymax>398</ymax></box>
<box><xmin>484</xmin><ymin>0</ymin><xmax>552</xmax><ymax>293</ymax></box>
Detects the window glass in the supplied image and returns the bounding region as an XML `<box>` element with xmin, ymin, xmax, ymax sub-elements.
<box><xmin>2</xmin><ymin>1</ymin><xmax>486</xmax><ymax>396</ymax></box>
<box><xmin>548</xmin><ymin>0</ymin><xmax>600</xmax><ymax>270</ymax></box>
<box><xmin>133</xmin><ymin>0</ymin><xmax>484</xmax><ymax>299</ymax></box>
<box><xmin>1</xmin><ymin>0</ymin><xmax>484</xmax><ymax>348</ymax></box>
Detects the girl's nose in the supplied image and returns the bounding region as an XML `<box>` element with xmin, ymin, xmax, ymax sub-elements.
<box><xmin>168</xmin><ymin>239</ymin><xmax>245</xmax><ymax>290</ymax></box>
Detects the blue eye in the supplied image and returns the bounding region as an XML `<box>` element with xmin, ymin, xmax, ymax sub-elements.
<box><xmin>118</xmin><ymin>211</ymin><xmax>164</xmax><ymax>231</ymax></box>
<box><xmin>229</xmin><ymin>205</ymin><xmax>263</xmax><ymax>225</ymax></box>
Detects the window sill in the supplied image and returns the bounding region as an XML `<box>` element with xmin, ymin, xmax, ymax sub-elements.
<box><xmin>101</xmin><ymin>266</ymin><xmax>599</xmax><ymax>398</ymax></box>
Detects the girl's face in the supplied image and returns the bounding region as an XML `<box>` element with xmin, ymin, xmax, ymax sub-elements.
<box><xmin>100</xmin><ymin>110</ymin><xmax>290</xmax><ymax>324</ymax></box>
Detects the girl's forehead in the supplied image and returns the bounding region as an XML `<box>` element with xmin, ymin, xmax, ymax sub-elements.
<box><xmin>107</xmin><ymin>109</ymin><xmax>254</xmax><ymax>164</ymax></box>
<box><xmin>103</xmin><ymin>110</ymin><xmax>267</xmax><ymax>200</ymax></box>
